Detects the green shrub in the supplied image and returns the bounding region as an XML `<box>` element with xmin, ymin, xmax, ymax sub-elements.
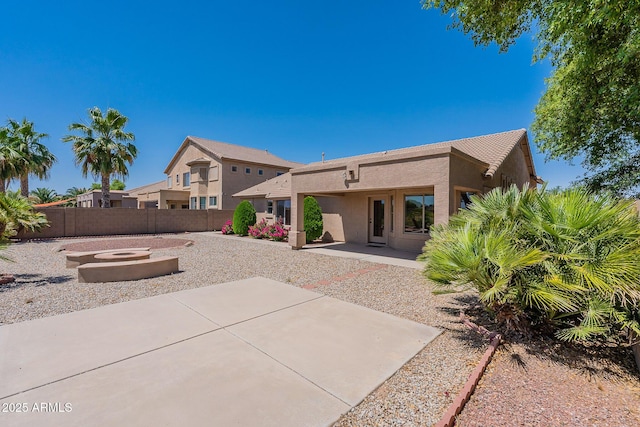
<box><xmin>232</xmin><ymin>201</ymin><xmax>256</xmax><ymax>236</ymax></box>
<box><xmin>419</xmin><ymin>184</ymin><xmax>640</xmax><ymax>344</ymax></box>
<box><xmin>304</xmin><ymin>196</ymin><xmax>323</xmax><ymax>243</ymax></box>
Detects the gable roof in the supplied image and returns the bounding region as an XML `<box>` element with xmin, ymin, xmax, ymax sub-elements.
<box><xmin>164</xmin><ymin>136</ymin><xmax>304</xmax><ymax>174</ymax></box>
<box><xmin>233</xmin><ymin>173</ymin><xmax>292</xmax><ymax>199</ymax></box>
<box><xmin>292</xmin><ymin>129</ymin><xmax>538</xmax><ymax>181</ymax></box>
<box><xmin>127</xmin><ymin>180</ymin><xmax>168</xmax><ymax>196</ymax></box>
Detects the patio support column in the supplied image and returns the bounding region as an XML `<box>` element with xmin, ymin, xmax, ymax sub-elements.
<box><xmin>289</xmin><ymin>192</ymin><xmax>306</xmax><ymax>249</ymax></box>
<box><xmin>433</xmin><ymin>184</ymin><xmax>451</xmax><ymax>226</ymax></box>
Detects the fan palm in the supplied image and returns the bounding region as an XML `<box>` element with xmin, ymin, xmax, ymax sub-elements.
<box><xmin>62</xmin><ymin>107</ymin><xmax>137</xmax><ymax>208</ymax></box>
<box><xmin>5</xmin><ymin>119</ymin><xmax>56</xmax><ymax>197</ymax></box>
<box><xmin>0</xmin><ymin>127</ymin><xmax>22</xmax><ymax>193</ymax></box>
<box><xmin>420</xmin><ymin>185</ymin><xmax>640</xmax><ymax>343</ymax></box>
<box><xmin>0</xmin><ymin>192</ymin><xmax>48</xmax><ymax>241</ymax></box>
<box><xmin>30</xmin><ymin>187</ymin><xmax>59</xmax><ymax>204</ymax></box>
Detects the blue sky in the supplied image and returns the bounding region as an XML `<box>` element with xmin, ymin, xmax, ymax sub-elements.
<box><xmin>1</xmin><ymin>0</ymin><xmax>583</xmax><ymax>194</ymax></box>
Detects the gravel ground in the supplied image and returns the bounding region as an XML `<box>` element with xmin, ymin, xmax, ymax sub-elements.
<box><xmin>0</xmin><ymin>232</ymin><xmax>485</xmax><ymax>426</ymax></box>
<box><xmin>6</xmin><ymin>233</ymin><xmax>636</xmax><ymax>426</ymax></box>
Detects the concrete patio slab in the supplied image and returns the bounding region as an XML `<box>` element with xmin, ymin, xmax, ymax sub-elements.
<box><xmin>0</xmin><ymin>277</ymin><xmax>441</xmax><ymax>426</ymax></box>
<box><xmin>0</xmin><ymin>294</ymin><xmax>218</xmax><ymax>399</ymax></box>
<box><xmin>229</xmin><ymin>296</ymin><xmax>440</xmax><ymax>406</ymax></box>
<box><xmin>171</xmin><ymin>277</ymin><xmax>322</xmax><ymax>326</ymax></box>
<box><xmin>301</xmin><ymin>242</ymin><xmax>424</xmax><ymax>269</ymax></box>
<box><xmin>1</xmin><ymin>332</ymin><xmax>349</xmax><ymax>427</ymax></box>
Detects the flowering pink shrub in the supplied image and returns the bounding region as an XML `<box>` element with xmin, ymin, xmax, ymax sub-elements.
<box><xmin>248</xmin><ymin>219</ymin><xmax>270</xmax><ymax>239</ymax></box>
<box><xmin>268</xmin><ymin>221</ymin><xmax>288</xmax><ymax>241</ymax></box>
<box><xmin>247</xmin><ymin>219</ymin><xmax>288</xmax><ymax>241</ymax></box>
<box><xmin>221</xmin><ymin>220</ymin><xmax>234</xmax><ymax>235</ymax></box>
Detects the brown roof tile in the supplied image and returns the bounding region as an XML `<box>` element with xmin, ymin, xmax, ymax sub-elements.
<box><xmin>164</xmin><ymin>137</ymin><xmax>303</xmax><ymax>173</ymax></box>
<box><xmin>292</xmin><ymin>129</ymin><xmax>533</xmax><ymax>178</ymax></box>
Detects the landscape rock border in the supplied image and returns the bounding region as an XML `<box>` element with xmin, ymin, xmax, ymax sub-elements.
<box><xmin>435</xmin><ymin>334</ymin><xmax>502</xmax><ymax>427</ymax></box>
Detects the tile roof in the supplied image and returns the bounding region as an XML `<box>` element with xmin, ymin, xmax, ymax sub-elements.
<box><xmin>292</xmin><ymin>129</ymin><xmax>534</xmax><ymax>178</ymax></box>
<box><xmin>233</xmin><ymin>173</ymin><xmax>292</xmax><ymax>199</ymax></box>
<box><xmin>164</xmin><ymin>136</ymin><xmax>304</xmax><ymax>173</ymax></box>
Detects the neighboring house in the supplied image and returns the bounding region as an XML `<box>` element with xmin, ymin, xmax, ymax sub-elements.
<box><xmin>76</xmin><ymin>190</ymin><xmax>137</xmax><ymax>208</ymax></box>
<box><xmin>127</xmin><ymin>180</ymin><xmax>179</xmax><ymax>209</ymax></box>
<box><xmin>234</xmin><ymin>173</ymin><xmax>293</xmax><ymax>225</ymax></box>
<box><xmin>236</xmin><ymin>129</ymin><xmax>541</xmax><ymax>252</ymax></box>
<box><xmin>130</xmin><ymin>136</ymin><xmax>302</xmax><ymax>210</ymax></box>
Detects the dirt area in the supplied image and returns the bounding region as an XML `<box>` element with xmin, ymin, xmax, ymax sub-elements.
<box><xmin>456</xmin><ymin>328</ymin><xmax>640</xmax><ymax>426</ymax></box>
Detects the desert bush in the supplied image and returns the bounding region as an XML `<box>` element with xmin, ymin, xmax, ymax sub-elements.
<box><xmin>248</xmin><ymin>219</ymin><xmax>270</xmax><ymax>239</ymax></box>
<box><xmin>304</xmin><ymin>196</ymin><xmax>323</xmax><ymax>243</ymax></box>
<box><xmin>0</xmin><ymin>193</ymin><xmax>48</xmax><ymax>240</ymax></box>
<box><xmin>268</xmin><ymin>221</ymin><xmax>288</xmax><ymax>241</ymax></box>
<box><xmin>248</xmin><ymin>219</ymin><xmax>288</xmax><ymax>241</ymax></box>
<box><xmin>232</xmin><ymin>201</ymin><xmax>256</xmax><ymax>236</ymax></box>
<box><xmin>419</xmin><ymin>184</ymin><xmax>640</xmax><ymax>343</ymax></box>
<box><xmin>221</xmin><ymin>220</ymin><xmax>234</xmax><ymax>235</ymax></box>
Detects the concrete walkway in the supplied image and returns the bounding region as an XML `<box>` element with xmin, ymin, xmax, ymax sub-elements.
<box><xmin>1</xmin><ymin>277</ymin><xmax>440</xmax><ymax>426</ymax></box>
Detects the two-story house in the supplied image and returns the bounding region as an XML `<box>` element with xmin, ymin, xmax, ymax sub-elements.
<box><xmin>129</xmin><ymin>136</ymin><xmax>302</xmax><ymax>210</ymax></box>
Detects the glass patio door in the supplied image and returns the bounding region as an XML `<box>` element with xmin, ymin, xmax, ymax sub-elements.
<box><xmin>368</xmin><ymin>197</ymin><xmax>386</xmax><ymax>244</ymax></box>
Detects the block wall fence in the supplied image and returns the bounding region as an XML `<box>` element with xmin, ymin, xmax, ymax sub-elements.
<box><xmin>17</xmin><ymin>208</ymin><xmax>234</xmax><ymax>239</ymax></box>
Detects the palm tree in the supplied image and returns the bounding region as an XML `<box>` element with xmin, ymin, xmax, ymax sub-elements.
<box><xmin>30</xmin><ymin>187</ymin><xmax>59</xmax><ymax>204</ymax></box>
<box><xmin>0</xmin><ymin>192</ymin><xmax>48</xmax><ymax>241</ymax></box>
<box><xmin>5</xmin><ymin>119</ymin><xmax>56</xmax><ymax>197</ymax></box>
<box><xmin>0</xmin><ymin>127</ymin><xmax>21</xmax><ymax>193</ymax></box>
<box><xmin>420</xmin><ymin>185</ymin><xmax>640</xmax><ymax>343</ymax></box>
<box><xmin>62</xmin><ymin>107</ymin><xmax>137</xmax><ymax>208</ymax></box>
<box><xmin>61</xmin><ymin>186</ymin><xmax>88</xmax><ymax>207</ymax></box>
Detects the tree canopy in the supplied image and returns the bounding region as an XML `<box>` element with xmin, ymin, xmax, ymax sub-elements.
<box><xmin>423</xmin><ymin>1</ymin><xmax>640</xmax><ymax>197</ymax></box>
<box><xmin>0</xmin><ymin>119</ymin><xmax>55</xmax><ymax>196</ymax></box>
<box><xmin>62</xmin><ymin>107</ymin><xmax>137</xmax><ymax>208</ymax></box>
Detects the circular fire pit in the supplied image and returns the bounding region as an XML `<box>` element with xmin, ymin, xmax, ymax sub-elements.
<box><xmin>93</xmin><ymin>251</ymin><xmax>152</xmax><ymax>263</ymax></box>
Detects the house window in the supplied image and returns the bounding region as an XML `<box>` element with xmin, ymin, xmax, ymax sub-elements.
<box><xmin>176</xmin><ymin>174</ymin><xmax>179</xmax><ymax>185</ymax></box>
<box><xmin>276</xmin><ymin>171</ymin><xmax>285</xmax><ymax>176</ymax></box>
<box><xmin>258</xmin><ymin>169</ymin><xmax>264</xmax><ymax>176</ymax></box>
<box><xmin>245</xmin><ymin>167</ymin><xmax>251</xmax><ymax>174</ymax></box>
<box><xmin>267</xmin><ymin>200</ymin><xmax>273</xmax><ymax>214</ymax></box>
<box><xmin>183</xmin><ymin>172</ymin><xmax>190</xmax><ymax>187</ymax></box>
<box><xmin>460</xmin><ymin>192</ymin><xmax>476</xmax><ymax>210</ymax></box>
<box><xmin>199</xmin><ymin>167</ymin><xmax>208</xmax><ymax>181</ymax></box>
<box><xmin>167</xmin><ymin>176</ymin><xmax>172</xmax><ymax>189</ymax></box>
<box><xmin>231</xmin><ymin>165</ymin><xmax>238</xmax><ymax>172</ymax></box>
<box><xmin>209</xmin><ymin>196</ymin><xmax>218</xmax><ymax>207</ymax></box>
<box><xmin>190</xmin><ymin>197</ymin><xmax>196</xmax><ymax>210</ymax></box>
<box><xmin>199</xmin><ymin>197</ymin><xmax>206</xmax><ymax>210</ymax></box>
<box><xmin>404</xmin><ymin>194</ymin><xmax>434</xmax><ymax>234</ymax></box>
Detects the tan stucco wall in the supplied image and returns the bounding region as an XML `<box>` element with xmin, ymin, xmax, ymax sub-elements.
<box><xmin>220</xmin><ymin>160</ymin><xmax>287</xmax><ymax>210</ymax></box>
<box><xmin>291</xmin><ymin>147</ymin><xmax>533</xmax><ymax>252</ymax></box>
<box><xmin>486</xmin><ymin>143</ymin><xmax>532</xmax><ymax>190</ymax></box>
<box><xmin>164</xmin><ymin>143</ymin><xmax>224</xmax><ymax>210</ymax></box>
<box><xmin>18</xmin><ymin>208</ymin><xmax>234</xmax><ymax>239</ymax></box>
<box><xmin>164</xmin><ymin>142</ymin><xmax>291</xmax><ymax>211</ymax></box>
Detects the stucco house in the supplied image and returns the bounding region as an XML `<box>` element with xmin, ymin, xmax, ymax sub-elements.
<box><xmin>76</xmin><ymin>190</ymin><xmax>137</xmax><ymax>208</ymax></box>
<box><xmin>129</xmin><ymin>136</ymin><xmax>302</xmax><ymax>210</ymax></box>
<box><xmin>236</xmin><ymin>129</ymin><xmax>540</xmax><ymax>252</ymax></box>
